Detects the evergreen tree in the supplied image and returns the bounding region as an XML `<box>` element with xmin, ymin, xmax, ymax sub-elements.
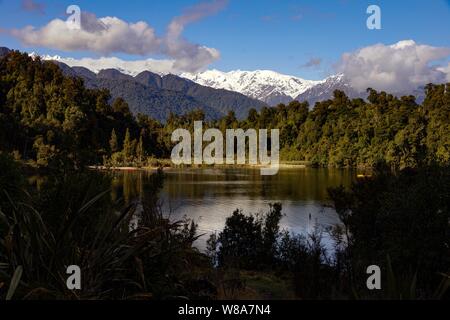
<box><xmin>137</xmin><ymin>134</ymin><xmax>144</xmax><ymax>164</ymax></box>
<box><xmin>109</xmin><ymin>129</ymin><xmax>119</xmax><ymax>153</ymax></box>
<box><xmin>123</xmin><ymin>128</ymin><xmax>134</xmax><ymax>161</ymax></box>
<box><xmin>112</xmin><ymin>97</ymin><xmax>131</xmax><ymax>117</ymax></box>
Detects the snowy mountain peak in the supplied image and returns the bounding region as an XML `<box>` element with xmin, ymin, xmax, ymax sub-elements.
<box><xmin>32</xmin><ymin>51</ymin><xmax>349</xmax><ymax>105</ymax></box>
<box><xmin>37</xmin><ymin>54</ymin><xmax>169</xmax><ymax>77</ymax></box>
<box><xmin>181</xmin><ymin>69</ymin><xmax>324</xmax><ymax>105</ymax></box>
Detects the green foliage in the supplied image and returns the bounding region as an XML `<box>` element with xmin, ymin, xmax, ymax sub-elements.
<box><xmin>0</xmin><ymin>169</ymin><xmax>213</xmax><ymax>300</ymax></box>
<box><xmin>136</xmin><ymin>134</ymin><xmax>144</xmax><ymax>166</ymax></box>
<box><xmin>122</xmin><ymin>128</ymin><xmax>134</xmax><ymax>161</ymax></box>
<box><xmin>328</xmin><ymin>166</ymin><xmax>450</xmax><ymax>299</ymax></box>
<box><xmin>214</xmin><ymin>209</ymin><xmax>264</xmax><ymax>269</ymax></box>
<box><xmin>0</xmin><ymin>152</ymin><xmax>26</xmax><ymax>216</ymax></box>
<box><xmin>87</xmin><ymin>70</ymin><xmax>266</xmax><ymax>122</ymax></box>
<box><xmin>216</xmin><ymin>88</ymin><xmax>449</xmax><ymax>169</ymax></box>
<box><xmin>0</xmin><ymin>51</ymin><xmax>168</xmax><ymax>170</ymax></box>
<box><xmin>211</xmin><ymin>203</ymin><xmax>283</xmax><ymax>269</ymax></box>
<box><xmin>109</xmin><ymin>129</ymin><xmax>119</xmax><ymax>153</ymax></box>
<box><xmin>209</xmin><ymin>203</ymin><xmax>336</xmax><ymax>299</ymax></box>
<box><xmin>1</xmin><ymin>51</ymin><xmax>449</xmax><ymax>171</ymax></box>
<box><xmin>208</xmin><ymin>167</ymin><xmax>450</xmax><ymax>299</ymax></box>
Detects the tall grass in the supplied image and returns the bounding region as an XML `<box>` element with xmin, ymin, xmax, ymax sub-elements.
<box><xmin>0</xmin><ymin>161</ymin><xmax>213</xmax><ymax>300</ymax></box>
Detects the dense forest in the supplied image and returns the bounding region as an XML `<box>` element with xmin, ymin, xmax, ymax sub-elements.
<box><xmin>1</xmin><ymin>50</ymin><xmax>449</xmax><ymax>170</ymax></box>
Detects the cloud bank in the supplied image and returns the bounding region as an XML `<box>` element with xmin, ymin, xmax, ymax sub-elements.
<box><xmin>10</xmin><ymin>0</ymin><xmax>227</xmax><ymax>73</ymax></box>
<box><xmin>42</xmin><ymin>55</ymin><xmax>180</xmax><ymax>76</ymax></box>
<box><xmin>438</xmin><ymin>63</ymin><xmax>450</xmax><ymax>82</ymax></box>
<box><xmin>165</xmin><ymin>0</ymin><xmax>226</xmax><ymax>72</ymax></box>
<box><xmin>13</xmin><ymin>13</ymin><xmax>161</xmax><ymax>55</ymax></box>
<box><xmin>337</xmin><ymin>40</ymin><xmax>450</xmax><ymax>92</ymax></box>
<box><xmin>41</xmin><ymin>40</ymin><xmax>450</xmax><ymax>87</ymax></box>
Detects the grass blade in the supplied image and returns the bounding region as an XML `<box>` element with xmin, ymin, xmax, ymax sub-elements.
<box><xmin>6</xmin><ymin>266</ymin><xmax>23</xmax><ymax>300</ymax></box>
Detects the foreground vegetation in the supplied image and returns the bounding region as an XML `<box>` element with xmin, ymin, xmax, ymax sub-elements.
<box><xmin>1</xmin><ymin>50</ymin><xmax>449</xmax><ymax>170</ymax></box>
<box><xmin>0</xmin><ymin>152</ymin><xmax>449</xmax><ymax>300</ymax></box>
<box><xmin>0</xmin><ymin>154</ymin><xmax>216</xmax><ymax>299</ymax></box>
<box><xmin>209</xmin><ymin>165</ymin><xmax>450</xmax><ymax>299</ymax></box>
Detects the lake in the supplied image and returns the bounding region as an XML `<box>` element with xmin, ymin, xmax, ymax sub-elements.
<box><xmin>110</xmin><ymin>167</ymin><xmax>355</xmax><ymax>251</ymax></box>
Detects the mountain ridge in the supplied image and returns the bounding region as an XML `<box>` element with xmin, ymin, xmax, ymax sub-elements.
<box><xmin>49</xmin><ymin>60</ymin><xmax>267</xmax><ymax>122</ymax></box>
<box><xmin>182</xmin><ymin>69</ymin><xmax>324</xmax><ymax>105</ymax></box>
<box><xmin>2</xmin><ymin>48</ymin><xmax>429</xmax><ymax>114</ymax></box>
<box><xmin>35</xmin><ymin>52</ymin><xmax>426</xmax><ymax>106</ymax></box>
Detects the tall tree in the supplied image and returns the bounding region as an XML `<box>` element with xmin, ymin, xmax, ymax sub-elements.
<box><xmin>137</xmin><ymin>134</ymin><xmax>144</xmax><ymax>164</ymax></box>
<box><xmin>123</xmin><ymin>128</ymin><xmax>134</xmax><ymax>161</ymax></box>
<box><xmin>109</xmin><ymin>129</ymin><xmax>119</xmax><ymax>153</ymax></box>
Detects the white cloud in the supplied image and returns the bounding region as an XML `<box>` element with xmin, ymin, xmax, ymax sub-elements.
<box><xmin>10</xmin><ymin>1</ymin><xmax>228</xmax><ymax>73</ymax></box>
<box><xmin>337</xmin><ymin>40</ymin><xmax>450</xmax><ymax>92</ymax></box>
<box><xmin>41</xmin><ymin>55</ymin><xmax>180</xmax><ymax>76</ymax></box>
<box><xmin>165</xmin><ymin>0</ymin><xmax>226</xmax><ymax>71</ymax></box>
<box><xmin>12</xmin><ymin>14</ymin><xmax>161</xmax><ymax>55</ymax></box>
<box><xmin>438</xmin><ymin>63</ymin><xmax>450</xmax><ymax>82</ymax></box>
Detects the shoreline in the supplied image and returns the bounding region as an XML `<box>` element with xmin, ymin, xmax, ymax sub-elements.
<box><xmin>88</xmin><ymin>161</ymin><xmax>311</xmax><ymax>172</ymax></box>
<box><xmin>21</xmin><ymin>160</ymin><xmax>372</xmax><ymax>174</ymax></box>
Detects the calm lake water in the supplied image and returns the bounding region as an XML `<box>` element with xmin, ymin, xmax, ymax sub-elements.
<box><xmin>110</xmin><ymin>167</ymin><xmax>355</xmax><ymax>251</ymax></box>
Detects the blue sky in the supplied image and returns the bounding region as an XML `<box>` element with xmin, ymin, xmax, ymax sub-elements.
<box><xmin>1</xmin><ymin>0</ymin><xmax>450</xmax><ymax>79</ymax></box>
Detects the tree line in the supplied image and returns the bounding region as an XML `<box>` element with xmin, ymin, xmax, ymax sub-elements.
<box><xmin>1</xmin><ymin>50</ymin><xmax>449</xmax><ymax>170</ymax></box>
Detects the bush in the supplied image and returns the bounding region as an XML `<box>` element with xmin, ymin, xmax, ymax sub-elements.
<box><xmin>328</xmin><ymin>166</ymin><xmax>450</xmax><ymax>299</ymax></box>
<box><xmin>211</xmin><ymin>204</ymin><xmax>282</xmax><ymax>270</ymax></box>
<box><xmin>0</xmin><ymin>169</ymin><xmax>214</xmax><ymax>300</ymax></box>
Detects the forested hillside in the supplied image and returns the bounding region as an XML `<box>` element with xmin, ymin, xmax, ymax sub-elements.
<box><xmin>0</xmin><ymin>50</ymin><xmax>449</xmax><ymax>170</ymax></box>
<box><xmin>0</xmin><ymin>50</ymin><xmax>162</xmax><ymax>169</ymax></box>
<box><xmin>236</xmin><ymin>88</ymin><xmax>449</xmax><ymax>168</ymax></box>
<box><xmin>55</xmin><ymin>62</ymin><xmax>266</xmax><ymax>122</ymax></box>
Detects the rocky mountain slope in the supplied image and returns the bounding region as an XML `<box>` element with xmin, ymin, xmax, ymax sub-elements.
<box><xmin>182</xmin><ymin>69</ymin><xmax>323</xmax><ymax>105</ymax></box>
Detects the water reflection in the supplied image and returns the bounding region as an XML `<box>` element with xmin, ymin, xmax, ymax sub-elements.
<box><xmin>110</xmin><ymin>168</ymin><xmax>354</xmax><ymax>250</ymax></box>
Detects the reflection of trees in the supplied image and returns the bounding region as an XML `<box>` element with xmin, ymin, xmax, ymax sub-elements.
<box><xmin>121</xmin><ymin>168</ymin><xmax>354</xmax><ymax>202</ymax></box>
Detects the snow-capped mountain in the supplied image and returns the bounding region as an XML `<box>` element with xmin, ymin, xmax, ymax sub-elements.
<box><xmin>35</xmin><ymin>52</ymin><xmax>355</xmax><ymax>106</ymax></box>
<box><xmin>24</xmin><ymin>50</ymin><xmax>430</xmax><ymax>107</ymax></box>
<box><xmin>182</xmin><ymin>70</ymin><xmax>324</xmax><ymax>105</ymax></box>
<box><xmin>37</xmin><ymin>54</ymin><xmax>170</xmax><ymax>76</ymax></box>
<box><xmin>295</xmin><ymin>74</ymin><xmax>359</xmax><ymax>104</ymax></box>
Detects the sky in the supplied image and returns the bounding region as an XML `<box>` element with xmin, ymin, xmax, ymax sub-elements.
<box><xmin>1</xmin><ymin>0</ymin><xmax>450</xmax><ymax>82</ymax></box>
